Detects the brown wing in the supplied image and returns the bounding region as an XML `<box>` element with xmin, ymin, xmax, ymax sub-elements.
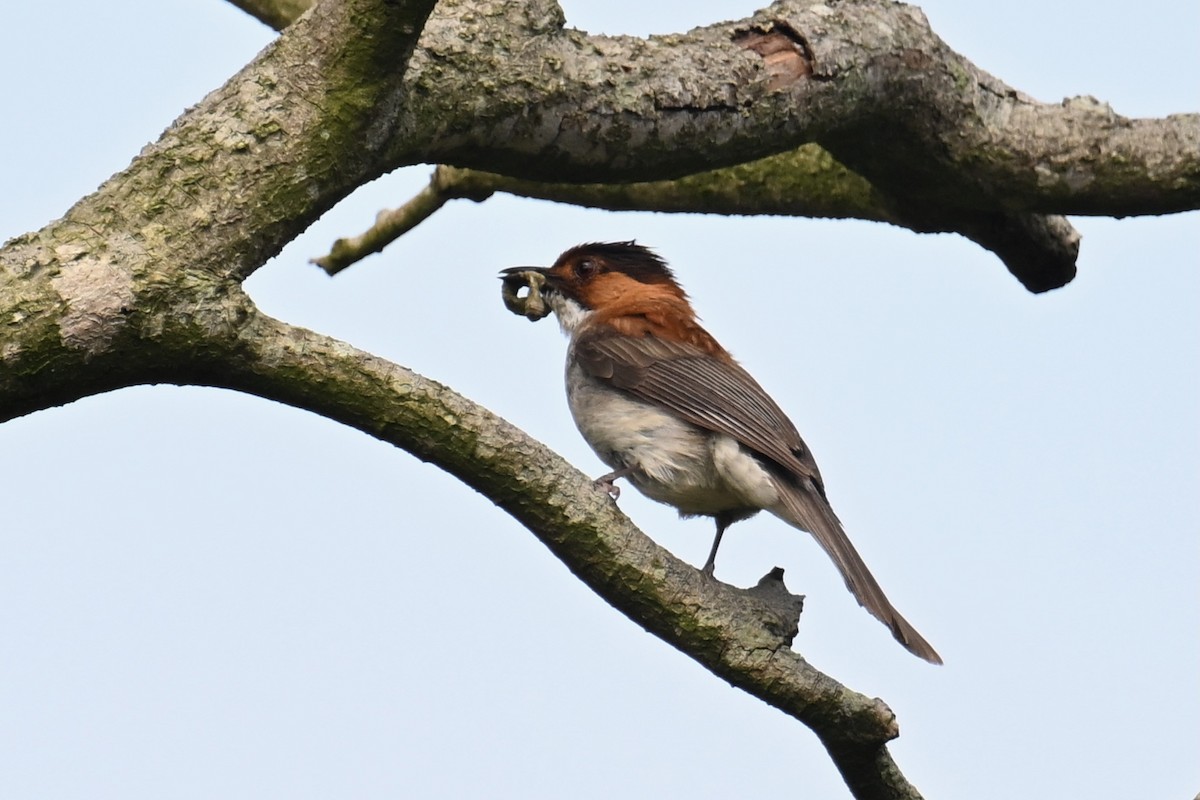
<box><xmin>576</xmin><ymin>327</ymin><xmax>943</xmax><ymax>663</ymax></box>
<box><xmin>574</xmin><ymin>328</ymin><xmax>824</xmax><ymax>489</ymax></box>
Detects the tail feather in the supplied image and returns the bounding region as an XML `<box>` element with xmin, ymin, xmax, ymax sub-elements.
<box><xmin>773</xmin><ymin>480</ymin><xmax>942</xmax><ymax>665</ymax></box>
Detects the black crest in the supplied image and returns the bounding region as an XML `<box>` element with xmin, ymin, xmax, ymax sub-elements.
<box><xmin>561</xmin><ymin>241</ymin><xmax>677</xmax><ymax>286</ymax></box>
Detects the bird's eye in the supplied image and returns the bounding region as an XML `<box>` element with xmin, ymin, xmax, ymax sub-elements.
<box><xmin>576</xmin><ymin>259</ymin><xmax>597</xmax><ymax>278</ymax></box>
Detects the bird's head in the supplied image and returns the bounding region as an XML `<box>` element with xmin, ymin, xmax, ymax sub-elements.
<box><xmin>501</xmin><ymin>241</ymin><xmax>689</xmax><ymax>334</ymax></box>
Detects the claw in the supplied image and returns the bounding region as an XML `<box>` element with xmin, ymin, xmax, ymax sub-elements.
<box><xmin>592</xmin><ymin>467</ymin><xmax>633</xmax><ymax>500</ymax></box>
<box><xmin>593</xmin><ymin>476</ymin><xmax>621</xmax><ymax>499</ymax></box>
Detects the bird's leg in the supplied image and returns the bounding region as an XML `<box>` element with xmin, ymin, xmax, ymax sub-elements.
<box><xmin>593</xmin><ymin>467</ymin><xmax>633</xmax><ymax>499</ymax></box>
<box><xmin>701</xmin><ymin>518</ymin><xmax>730</xmax><ymax>577</ymax></box>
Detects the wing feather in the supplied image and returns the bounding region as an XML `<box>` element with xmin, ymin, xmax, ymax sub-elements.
<box><xmin>575</xmin><ymin>326</ymin><xmax>943</xmax><ymax>663</ymax></box>
<box><xmin>574</xmin><ymin>329</ymin><xmax>822</xmax><ymax>487</ymax></box>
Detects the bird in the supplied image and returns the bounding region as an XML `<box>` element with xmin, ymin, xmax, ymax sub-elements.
<box><xmin>501</xmin><ymin>241</ymin><xmax>941</xmax><ymax>664</ymax></box>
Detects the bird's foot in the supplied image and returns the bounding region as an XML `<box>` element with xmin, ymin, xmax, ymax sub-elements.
<box><xmin>593</xmin><ymin>476</ymin><xmax>621</xmax><ymax>499</ymax></box>
<box><xmin>592</xmin><ymin>467</ymin><xmax>632</xmax><ymax>500</ymax></box>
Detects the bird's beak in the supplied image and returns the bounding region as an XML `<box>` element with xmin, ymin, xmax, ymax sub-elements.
<box><xmin>499</xmin><ymin>266</ymin><xmax>553</xmax><ymax>321</ymax></box>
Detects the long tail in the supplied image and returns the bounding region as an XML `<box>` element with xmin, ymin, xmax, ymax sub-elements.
<box><xmin>772</xmin><ymin>479</ymin><xmax>942</xmax><ymax>664</ymax></box>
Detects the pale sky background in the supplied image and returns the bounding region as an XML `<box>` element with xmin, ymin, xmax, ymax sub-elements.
<box><xmin>1</xmin><ymin>1</ymin><xmax>1196</xmax><ymax>798</ymax></box>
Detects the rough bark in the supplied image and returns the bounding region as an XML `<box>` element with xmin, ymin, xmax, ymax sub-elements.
<box><xmin>308</xmin><ymin>0</ymin><xmax>1195</xmax><ymax>289</ymax></box>
<box><xmin>384</xmin><ymin>0</ymin><xmax>1197</xmax><ymax>216</ymax></box>
<box><xmin>1</xmin><ymin>0</ymin><xmax>1196</xmax><ymax>797</ymax></box>
<box><xmin>223</xmin><ymin>310</ymin><xmax>923</xmax><ymax>800</ymax></box>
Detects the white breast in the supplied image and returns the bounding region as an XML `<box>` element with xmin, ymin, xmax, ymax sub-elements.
<box><xmin>564</xmin><ymin>357</ymin><xmax>779</xmax><ymax>516</ymax></box>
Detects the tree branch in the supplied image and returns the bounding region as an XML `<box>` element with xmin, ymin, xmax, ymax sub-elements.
<box><xmin>392</xmin><ymin>1</ymin><xmax>1199</xmax><ymax>215</ymax></box>
<box><xmin>312</xmin><ymin>166</ymin><xmax>496</xmax><ymax>274</ymax></box>
<box><xmin>313</xmin><ymin>156</ymin><xmax>1080</xmax><ymax>290</ymax></box>
<box><xmin>216</xmin><ymin>309</ymin><xmax>927</xmax><ymax>800</ymax></box>
<box><xmin>0</xmin><ymin>0</ymin><xmax>438</xmax><ymax>420</ymax></box>
<box><xmin>311</xmin><ymin>150</ymin><xmax>884</xmax><ymax>274</ymax></box>
<box><xmin>64</xmin><ymin>0</ymin><xmax>436</xmax><ymax>284</ymax></box>
<box><xmin>232</xmin><ymin>0</ymin><xmax>1194</xmax><ymax>289</ymax></box>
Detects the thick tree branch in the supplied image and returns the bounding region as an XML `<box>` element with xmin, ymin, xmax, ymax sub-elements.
<box><xmin>62</xmin><ymin>0</ymin><xmax>435</xmax><ymax>285</ymax></box>
<box><xmin>216</xmin><ymin>309</ymin><xmax>926</xmax><ymax>800</ymax></box>
<box><xmin>391</xmin><ymin>1</ymin><xmax>1198</xmax><ymax>215</ymax></box>
<box><xmin>389</xmin><ymin>0</ymin><xmax>1192</xmax><ymax>289</ymax></box>
<box><xmin>0</xmin><ymin>0</ymin><xmax>437</xmax><ymax>420</ymax></box>
<box><xmin>237</xmin><ymin>0</ymin><xmax>1194</xmax><ymax>289</ymax></box>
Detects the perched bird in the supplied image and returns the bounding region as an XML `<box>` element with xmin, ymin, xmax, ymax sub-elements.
<box><xmin>502</xmin><ymin>241</ymin><xmax>941</xmax><ymax>664</ymax></box>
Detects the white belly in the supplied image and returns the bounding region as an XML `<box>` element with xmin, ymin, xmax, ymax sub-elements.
<box><xmin>565</xmin><ymin>361</ymin><xmax>779</xmax><ymax>516</ymax></box>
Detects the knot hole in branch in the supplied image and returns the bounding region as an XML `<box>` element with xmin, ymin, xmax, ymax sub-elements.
<box><xmin>734</xmin><ymin>22</ymin><xmax>814</xmax><ymax>90</ymax></box>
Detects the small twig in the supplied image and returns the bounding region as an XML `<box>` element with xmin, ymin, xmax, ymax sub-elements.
<box><xmin>312</xmin><ymin>167</ymin><xmax>495</xmax><ymax>275</ymax></box>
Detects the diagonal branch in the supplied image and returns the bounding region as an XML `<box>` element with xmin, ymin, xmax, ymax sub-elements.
<box><xmin>216</xmin><ymin>308</ymin><xmax>927</xmax><ymax>800</ymax></box>
<box><xmin>57</xmin><ymin>0</ymin><xmax>438</xmax><ymax>284</ymax></box>
<box><xmin>0</xmin><ymin>0</ymin><xmax>438</xmax><ymax>421</ymax></box>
